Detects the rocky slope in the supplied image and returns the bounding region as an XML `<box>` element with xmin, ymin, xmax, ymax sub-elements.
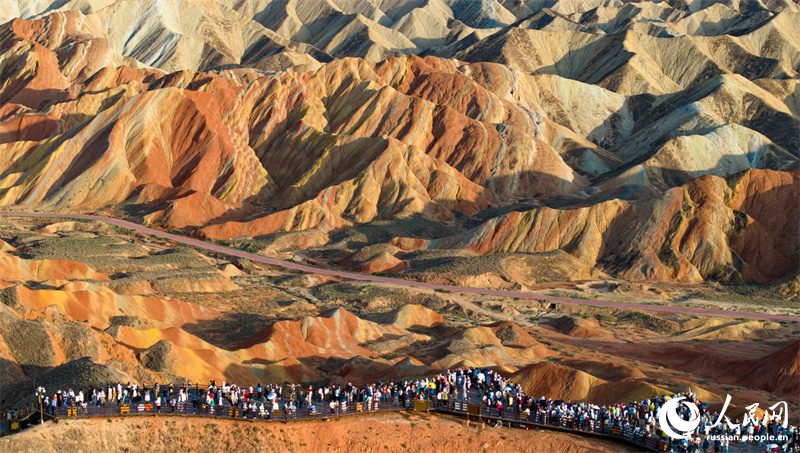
<box><xmin>0</xmin><ymin>14</ymin><xmax>583</xmax><ymax>227</ymax></box>
<box><xmin>416</xmin><ymin>169</ymin><xmax>799</xmax><ymax>284</ymax></box>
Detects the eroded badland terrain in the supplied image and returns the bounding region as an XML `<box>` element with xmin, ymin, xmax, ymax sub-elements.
<box><xmin>0</xmin><ymin>216</ymin><xmax>797</xmax><ymax>448</ymax></box>
<box><xmin>0</xmin><ymin>0</ymin><xmax>799</xmax><ymax>450</ymax></box>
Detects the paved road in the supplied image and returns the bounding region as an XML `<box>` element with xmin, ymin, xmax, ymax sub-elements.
<box><xmin>2</xmin><ymin>212</ymin><xmax>798</xmax><ymax>322</ymax></box>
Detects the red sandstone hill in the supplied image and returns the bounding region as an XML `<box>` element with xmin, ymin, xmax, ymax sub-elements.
<box><xmin>0</xmin><ymin>13</ymin><xmax>582</xmax><ymax>229</ymax></box>
<box><xmin>422</xmin><ymin>169</ymin><xmax>799</xmax><ymax>284</ymax></box>
<box><xmin>741</xmin><ymin>340</ymin><xmax>800</xmax><ymax>396</ymax></box>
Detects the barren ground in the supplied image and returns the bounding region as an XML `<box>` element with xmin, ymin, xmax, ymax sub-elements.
<box><xmin>0</xmin><ymin>412</ymin><xmax>626</xmax><ymax>453</ymax></box>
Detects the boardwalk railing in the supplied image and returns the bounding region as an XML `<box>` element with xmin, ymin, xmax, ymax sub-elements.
<box><xmin>1</xmin><ymin>408</ymin><xmax>43</xmax><ymax>435</ymax></box>
<box><xmin>47</xmin><ymin>398</ymin><xmax>414</xmax><ymax>420</ymax></box>
<box><xmin>432</xmin><ymin>399</ymin><xmax>666</xmax><ymax>451</ymax></box>
<box><xmin>3</xmin><ymin>398</ymin><xmax>666</xmax><ymax>451</ymax></box>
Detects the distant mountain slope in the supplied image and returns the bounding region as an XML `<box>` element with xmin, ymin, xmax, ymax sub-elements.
<box><xmin>2</xmin><ymin>0</ymin><xmax>797</xmax><ymax>72</ymax></box>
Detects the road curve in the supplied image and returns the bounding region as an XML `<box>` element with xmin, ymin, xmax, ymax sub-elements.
<box><xmin>2</xmin><ymin>212</ymin><xmax>798</xmax><ymax>322</ymax></box>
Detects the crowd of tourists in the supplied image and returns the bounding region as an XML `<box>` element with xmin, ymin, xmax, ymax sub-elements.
<box><xmin>29</xmin><ymin>367</ymin><xmax>800</xmax><ymax>452</ymax></box>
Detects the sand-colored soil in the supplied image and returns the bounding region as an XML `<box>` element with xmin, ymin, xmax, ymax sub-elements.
<box><xmin>0</xmin><ymin>412</ymin><xmax>623</xmax><ymax>453</ymax></box>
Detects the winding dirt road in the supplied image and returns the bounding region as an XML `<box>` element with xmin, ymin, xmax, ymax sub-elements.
<box><xmin>2</xmin><ymin>212</ymin><xmax>798</xmax><ymax>322</ymax></box>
